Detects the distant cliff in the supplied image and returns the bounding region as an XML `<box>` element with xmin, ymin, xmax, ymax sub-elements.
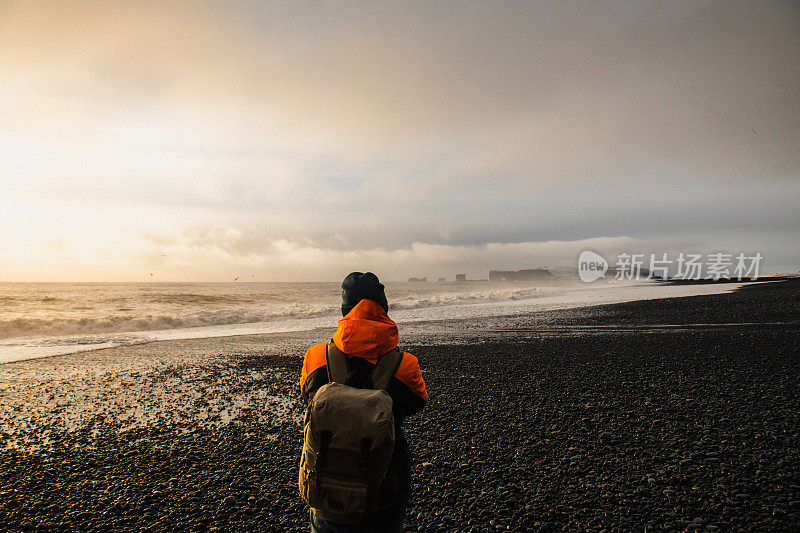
<box><xmin>489</xmin><ymin>269</ymin><xmax>555</xmax><ymax>281</ymax></box>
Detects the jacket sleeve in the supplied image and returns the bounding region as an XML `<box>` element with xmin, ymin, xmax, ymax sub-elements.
<box><xmin>300</xmin><ymin>342</ymin><xmax>329</xmax><ymax>404</ymax></box>
<box><xmin>388</xmin><ymin>352</ymin><xmax>427</xmax><ymax>419</ymax></box>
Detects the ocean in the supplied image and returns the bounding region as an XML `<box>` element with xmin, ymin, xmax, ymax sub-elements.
<box><xmin>0</xmin><ymin>279</ymin><xmax>742</xmax><ymax>364</ymax></box>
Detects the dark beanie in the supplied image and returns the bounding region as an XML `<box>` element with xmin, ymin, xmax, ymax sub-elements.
<box><xmin>341</xmin><ymin>272</ymin><xmax>389</xmax><ymax>316</ymax></box>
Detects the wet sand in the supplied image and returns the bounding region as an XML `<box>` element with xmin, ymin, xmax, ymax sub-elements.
<box><xmin>1</xmin><ymin>280</ymin><xmax>798</xmax><ymax>532</ymax></box>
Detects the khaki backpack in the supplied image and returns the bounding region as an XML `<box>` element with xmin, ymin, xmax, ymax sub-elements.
<box><xmin>299</xmin><ymin>342</ymin><xmax>402</xmax><ymax>525</ymax></box>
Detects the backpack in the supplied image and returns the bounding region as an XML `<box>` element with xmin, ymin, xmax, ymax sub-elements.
<box><xmin>299</xmin><ymin>342</ymin><xmax>403</xmax><ymax>525</ymax></box>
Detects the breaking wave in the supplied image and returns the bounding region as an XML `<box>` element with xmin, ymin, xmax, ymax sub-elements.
<box><xmin>390</xmin><ymin>286</ymin><xmax>554</xmax><ymax>310</ymax></box>
<box><xmin>0</xmin><ymin>285</ymin><xmax>557</xmax><ymax>340</ymax></box>
<box><xmin>0</xmin><ymin>305</ymin><xmax>337</xmax><ymax>340</ymax></box>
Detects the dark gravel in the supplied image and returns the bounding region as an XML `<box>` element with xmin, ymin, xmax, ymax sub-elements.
<box><xmin>1</xmin><ymin>280</ymin><xmax>798</xmax><ymax>532</ymax></box>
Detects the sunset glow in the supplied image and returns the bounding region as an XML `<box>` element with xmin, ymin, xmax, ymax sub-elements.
<box><xmin>2</xmin><ymin>1</ymin><xmax>798</xmax><ymax>280</ymax></box>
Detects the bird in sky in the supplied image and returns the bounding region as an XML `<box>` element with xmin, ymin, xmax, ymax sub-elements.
<box><xmin>752</xmin><ymin>128</ymin><xmax>758</xmax><ymax>135</ymax></box>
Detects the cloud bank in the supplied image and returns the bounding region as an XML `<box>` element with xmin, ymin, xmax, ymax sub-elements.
<box><xmin>0</xmin><ymin>1</ymin><xmax>798</xmax><ymax>280</ymax></box>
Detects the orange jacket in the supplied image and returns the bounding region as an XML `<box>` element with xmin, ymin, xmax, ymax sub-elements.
<box><xmin>300</xmin><ymin>299</ymin><xmax>427</xmax><ymax>403</ymax></box>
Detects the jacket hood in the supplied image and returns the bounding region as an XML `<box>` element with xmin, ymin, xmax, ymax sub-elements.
<box><xmin>332</xmin><ymin>299</ymin><xmax>398</xmax><ymax>359</ymax></box>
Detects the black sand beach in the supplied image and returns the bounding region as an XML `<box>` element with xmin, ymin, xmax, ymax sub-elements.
<box><xmin>1</xmin><ymin>280</ymin><xmax>799</xmax><ymax>532</ymax></box>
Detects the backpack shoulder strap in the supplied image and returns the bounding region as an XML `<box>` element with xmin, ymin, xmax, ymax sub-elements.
<box><xmin>370</xmin><ymin>349</ymin><xmax>403</xmax><ymax>391</ymax></box>
<box><xmin>326</xmin><ymin>341</ymin><xmax>350</xmax><ymax>384</ymax></box>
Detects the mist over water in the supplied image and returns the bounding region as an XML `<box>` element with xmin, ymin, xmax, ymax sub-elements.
<box><xmin>0</xmin><ymin>279</ymin><xmax>743</xmax><ymax>364</ymax></box>
<box><xmin>0</xmin><ymin>282</ymin><xmax>341</xmax><ymax>339</ymax></box>
<box><xmin>0</xmin><ymin>281</ymin><xmax>572</xmax><ymax>339</ymax></box>
<box><xmin>0</xmin><ymin>280</ymin><xmax>571</xmax><ymax>361</ymax></box>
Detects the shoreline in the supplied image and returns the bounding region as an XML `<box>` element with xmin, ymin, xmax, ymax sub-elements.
<box><xmin>0</xmin><ymin>279</ymin><xmax>798</xmax><ymax>531</ymax></box>
<box><xmin>0</xmin><ymin>278</ymin><xmax>770</xmax><ymax>366</ymax></box>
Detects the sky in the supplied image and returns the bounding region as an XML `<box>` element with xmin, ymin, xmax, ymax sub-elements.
<box><xmin>1</xmin><ymin>0</ymin><xmax>798</xmax><ymax>281</ymax></box>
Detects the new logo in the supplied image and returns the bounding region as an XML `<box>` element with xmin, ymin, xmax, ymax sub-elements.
<box><xmin>578</xmin><ymin>251</ymin><xmax>608</xmax><ymax>282</ymax></box>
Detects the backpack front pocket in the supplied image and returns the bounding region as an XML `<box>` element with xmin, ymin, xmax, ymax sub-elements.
<box><xmin>310</xmin><ymin>476</ymin><xmax>369</xmax><ymax>516</ymax></box>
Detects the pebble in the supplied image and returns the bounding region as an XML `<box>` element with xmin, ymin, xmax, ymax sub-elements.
<box><xmin>2</xmin><ymin>281</ymin><xmax>800</xmax><ymax>531</ymax></box>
